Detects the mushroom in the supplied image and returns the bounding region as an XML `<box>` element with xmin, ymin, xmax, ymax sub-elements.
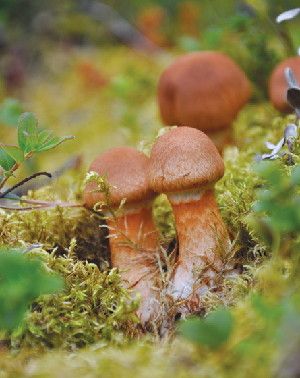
<box><xmin>148</xmin><ymin>127</ymin><xmax>230</xmax><ymax>310</ymax></box>
<box><xmin>76</xmin><ymin>61</ymin><xmax>108</xmax><ymax>90</ymax></box>
<box><xmin>84</xmin><ymin>146</ymin><xmax>160</xmax><ymax>324</ymax></box>
<box><xmin>157</xmin><ymin>51</ymin><xmax>251</xmax><ymax>151</ymax></box>
<box><xmin>269</xmin><ymin>56</ymin><xmax>300</xmax><ymax>113</ymax></box>
<box><xmin>136</xmin><ymin>5</ymin><xmax>168</xmax><ymax>47</ymax></box>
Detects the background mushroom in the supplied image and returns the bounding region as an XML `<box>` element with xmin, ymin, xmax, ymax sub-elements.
<box><xmin>148</xmin><ymin>127</ymin><xmax>230</xmax><ymax>311</ymax></box>
<box><xmin>84</xmin><ymin>146</ymin><xmax>160</xmax><ymax>324</ymax></box>
<box><xmin>269</xmin><ymin>56</ymin><xmax>300</xmax><ymax>113</ymax></box>
<box><xmin>157</xmin><ymin>51</ymin><xmax>252</xmax><ymax>151</ymax></box>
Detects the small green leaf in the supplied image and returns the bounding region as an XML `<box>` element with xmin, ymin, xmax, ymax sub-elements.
<box><xmin>0</xmin><ymin>144</ymin><xmax>24</xmax><ymax>164</ymax></box>
<box><xmin>18</xmin><ymin>112</ymin><xmax>74</xmax><ymax>154</ymax></box>
<box><xmin>254</xmin><ymin>161</ymin><xmax>284</xmax><ymax>187</ymax></box>
<box><xmin>0</xmin><ymin>146</ymin><xmax>16</xmax><ymax>172</ymax></box>
<box><xmin>0</xmin><ymin>98</ymin><xmax>24</xmax><ymax>127</ymax></box>
<box><xmin>35</xmin><ymin>130</ymin><xmax>74</xmax><ymax>153</ymax></box>
<box><xmin>179</xmin><ymin>308</ymin><xmax>234</xmax><ymax>350</ymax></box>
<box><xmin>18</xmin><ymin>112</ymin><xmax>39</xmax><ymax>154</ymax></box>
<box><xmin>0</xmin><ymin>248</ymin><xmax>64</xmax><ymax>331</ymax></box>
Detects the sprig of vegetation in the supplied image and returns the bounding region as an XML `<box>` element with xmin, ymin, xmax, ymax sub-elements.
<box><xmin>0</xmin><ymin>112</ymin><xmax>74</xmax><ymax>208</ymax></box>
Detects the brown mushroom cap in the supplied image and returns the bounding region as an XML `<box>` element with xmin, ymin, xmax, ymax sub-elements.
<box><xmin>157</xmin><ymin>51</ymin><xmax>251</xmax><ymax>132</ymax></box>
<box><xmin>148</xmin><ymin>127</ymin><xmax>224</xmax><ymax>193</ymax></box>
<box><xmin>84</xmin><ymin>146</ymin><xmax>155</xmax><ymax>209</ymax></box>
<box><xmin>269</xmin><ymin>56</ymin><xmax>300</xmax><ymax>112</ymax></box>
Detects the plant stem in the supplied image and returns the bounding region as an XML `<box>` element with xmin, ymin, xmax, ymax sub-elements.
<box><xmin>0</xmin><ymin>163</ymin><xmax>19</xmax><ymax>191</ymax></box>
<box><xmin>0</xmin><ymin>172</ymin><xmax>52</xmax><ymax>199</ymax></box>
<box><xmin>0</xmin><ymin>198</ymin><xmax>84</xmax><ymax>211</ymax></box>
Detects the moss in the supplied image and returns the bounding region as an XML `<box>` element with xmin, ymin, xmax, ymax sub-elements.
<box><xmin>0</xmin><ymin>174</ymin><xmax>140</xmax><ymax>351</ymax></box>
<box><xmin>0</xmin><ymin>173</ymin><xmax>108</xmax><ymax>265</ymax></box>
<box><xmin>0</xmin><ymin>291</ymin><xmax>288</xmax><ymax>378</ymax></box>
<box><xmin>216</xmin><ymin>105</ymin><xmax>299</xmax><ymax>259</ymax></box>
<box><xmin>9</xmin><ymin>249</ymin><xmax>140</xmax><ymax>351</ymax></box>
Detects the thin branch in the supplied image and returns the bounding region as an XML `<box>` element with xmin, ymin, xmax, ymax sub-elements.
<box><xmin>0</xmin><ymin>172</ymin><xmax>52</xmax><ymax>199</ymax></box>
<box><xmin>19</xmin><ymin>198</ymin><xmax>83</xmax><ymax>207</ymax></box>
<box><xmin>13</xmin><ymin>155</ymin><xmax>82</xmax><ymax>196</ymax></box>
<box><xmin>0</xmin><ymin>162</ymin><xmax>19</xmax><ymax>191</ymax></box>
<box><xmin>0</xmin><ymin>198</ymin><xmax>84</xmax><ymax>211</ymax></box>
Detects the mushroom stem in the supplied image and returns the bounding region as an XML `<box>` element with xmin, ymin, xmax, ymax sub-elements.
<box><xmin>167</xmin><ymin>189</ymin><xmax>230</xmax><ymax>305</ymax></box>
<box><xmin>106</xmin><ymin>204</ymin><xmax>160</xmax><ymax>323</ymax></box>
<box><xmin>206</xmin><ymin>128</ymin><xmax>233</xmax><ymax>153</ymax></box>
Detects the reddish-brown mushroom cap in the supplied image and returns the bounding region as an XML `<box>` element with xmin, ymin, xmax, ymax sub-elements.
<box><xmin>148</xmin><ymin>126</ymin><xmax>224</xmax><ymax>193</ymax></box>
<box><xmin>157</xmin><ymin>51</ymin><xmax>251</xmax><ymax>132</ymax></box>
<box><xmin>84</xmin><ymin>146</ymin><xmax>155</xmax><ymax>209</ymax></box>
<box><xmin>269</xmin><ymin>56</ymin><xmax>300</xmax><ymax>113</ymax></box>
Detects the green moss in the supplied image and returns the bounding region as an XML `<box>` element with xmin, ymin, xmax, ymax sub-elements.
<box><xmin>9</xmin><ymin>250</ymin><xmax>140</xmax><ymax>351</ymax></box>
<box><xmin>0</xmin><ymin>174</ymin><xmax>108</xmax><ymax>264</ymax></box>
<box><xmin>0</xmin><ymin>291</ymin><xmax>290</xmax><ymax>378</ymax></box>
<box><xmin>216</xmin><ymin>105</ymin><xmax>299</xmax><ymax>259</ymax></box>
<box><xmin>0</xmin><ymin>174</ymin><xmax>140</xmax><ymax>351</ymax></box>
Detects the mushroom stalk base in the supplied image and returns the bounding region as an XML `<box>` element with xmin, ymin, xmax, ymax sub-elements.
<box><xmin>168</xmin><ymin>189</ymin><xmax>230</xmax><ymax>306</ymax></box>
<box><xmin>107</xmin><ymin>206</ymin><xmax>159</xmax><ymax>323</ymax></box>
<box><xmin>206</xmin><ymin>127</ymin><xmax>233</xmax><ymax>153</ymax></box>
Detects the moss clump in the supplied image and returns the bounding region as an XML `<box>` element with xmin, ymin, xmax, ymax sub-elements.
<box><xmin>9</xmin><ymin>250</ymin><xmax>140</xmax><ymax>351</ymax></box>
<box><xmin>0</xmin><ymin>340</ymin><xmax>217</xmax><ymax>378</ymax></box>
<box><xmin>0</xmin><ymin>173</ymin><xmax>109</xmax><ymax>265</ymax></box>
<box><xmin>0</xmin><ymin>285</ymin><xmax>293</xmax><ymax>378</ymax></box>
<box><xmin>216</xmin><ymin>105</ymin><xmax>299</xmax><ymax>259</ymax></box>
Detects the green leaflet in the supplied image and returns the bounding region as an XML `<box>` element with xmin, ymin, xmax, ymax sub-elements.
<box><xmin>0</xmin><ymin>145</ymin><xmax>24</xmax><ymax>174</ymax></box>
<box><xmin>0</xmin><ymin>144</ymin><xmax>24</xmax><ymax>164</ymax></box>
<box><xmin>253</xmin><ymin>162</ymin><xmax>300</xmax><ymax>233</ymax></box>
<box><xmin>0</xmin><ymin>147</ymin><xmax>15</xmax><ymax>172</ymax></box>
<box><xmin>0</xmin><ymin>98</ymin><xmax>24</xmax><ymax>128</ymax></box>
<box><xmin>0</xmin><ymin>248</ymin><xmax>64</xmax><ymax>331</ymax></box>
<box><xmin>17</xmin><ymin>112</ymin><xmax>73</xmax><ymax>154</ymax></box>
<box><xmin>179</xmin><ymin>308</ymin><xmax>234</xmax><ymax>350</ymax></box>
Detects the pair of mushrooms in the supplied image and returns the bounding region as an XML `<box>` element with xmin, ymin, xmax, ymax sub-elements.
<box><xmin>84</xmin><ymin>126</ymin><xmax>230</xmax><ymax>323</ymax></box>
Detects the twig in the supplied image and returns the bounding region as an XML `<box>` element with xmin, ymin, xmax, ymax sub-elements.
<box><xmin>0</xmin><ymin>162</ymin><xmax>19</xmax><ymax>191</ymax></box>
<box><xmin>0</xmin><ymin>198</ymin><xmax>84</xmax><ymax>211</ymax></box>
<box><xmin>11</xmin><ymin>155</ymin><xmax>82</xmax><ymax>196</ymax></box>
<box><xmin>0</xmin><ymin>172</ymin><xmax>52</xmax><ymax>199</ymax></box>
